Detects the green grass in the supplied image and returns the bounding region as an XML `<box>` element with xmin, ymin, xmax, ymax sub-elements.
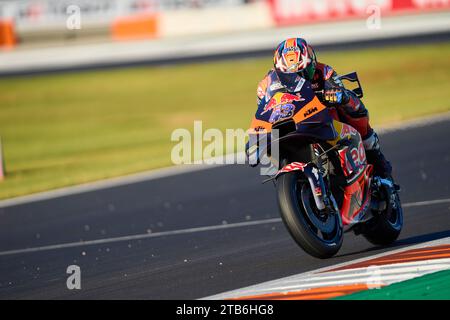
<box><xmin>333</xmin><ymin>269</ymin><xmax>450</xmax><ymax>300</ymax></box>
<box><xmin>0</xmin><ymin>42</ymin><xmax>449</xmax><ymax>199</ymax></box>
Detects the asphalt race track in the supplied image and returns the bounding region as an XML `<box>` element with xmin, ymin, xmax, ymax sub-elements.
<box><xmin>0</xmin><ymin>117</ymin><xmax>449</xmax><ymax>299</ymax></box>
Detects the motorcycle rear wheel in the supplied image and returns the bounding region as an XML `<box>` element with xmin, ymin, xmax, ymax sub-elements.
<box><xmin>363</xmin><ymin>189</ymin><xmax>403</xmax><ymax>246</ymax></box>
<box><xmin>276</xmin><ymin>172</ymin><xmax>343</xmax><ymax>259</ymax></box>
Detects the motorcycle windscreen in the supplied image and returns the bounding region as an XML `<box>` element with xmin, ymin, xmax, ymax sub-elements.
<box><xmin>275</xmin><ymin>71</ymin><xmax>303</xmax><ymax>93</ymax></box>
<box><xmin>295</xmin><ymin>110</ymin><xmax>338</xmax><ymax>141</ymax></box>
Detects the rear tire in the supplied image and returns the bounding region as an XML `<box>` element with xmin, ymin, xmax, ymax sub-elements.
<box><xmin>276</xmin><ymin>172</ymin><xmax>343</xmax><ymax>259</ymax></box>
<box><xmin>363</xmin><ymin>190</ymin><xmax>403</xmax><ymax>246</ymax></box>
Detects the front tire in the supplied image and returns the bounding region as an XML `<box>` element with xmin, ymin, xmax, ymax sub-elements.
<box><xmin>276</xmin><ymin>172</ymin><xmax>343</xmax><ymax>259</ymax></box>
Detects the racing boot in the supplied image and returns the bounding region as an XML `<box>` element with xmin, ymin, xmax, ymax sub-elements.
<box><xmin>363</xmin><ymin>130</ymin><xmax>393</xmax><ymax>179</ymax></box>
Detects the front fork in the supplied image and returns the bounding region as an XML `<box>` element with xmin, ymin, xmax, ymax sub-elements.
<box><xmin>273</xmin><ymin>144</ymin><xmax>339</xmax><ymax>213</ymax></box>
<box><xmin>302</xmin><ymin>164</ymin><xmax>329</xmax><ymax>211</ymax></box>
<box><xmin>303</xmin><ymin>163</ymin><xmax>341</xmax><ymax>218</ymax></box>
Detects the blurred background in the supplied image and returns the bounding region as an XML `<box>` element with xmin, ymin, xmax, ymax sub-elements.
<box><xmin>0</xmin><ymin>0</ymin><xmax>449</xmax><ymax>199</ymax></box>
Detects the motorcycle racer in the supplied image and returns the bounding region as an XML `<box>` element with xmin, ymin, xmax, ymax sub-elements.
<box><xmin>255</xmin><ymin>37</ymin><xmax>393</xmax><ymax>179</ymax></box>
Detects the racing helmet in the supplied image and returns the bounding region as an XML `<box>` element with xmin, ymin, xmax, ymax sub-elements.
<box><xmin>273</xmin><ymin>38</ymin><xmax>317</xmax><ymax>90</ymax></box>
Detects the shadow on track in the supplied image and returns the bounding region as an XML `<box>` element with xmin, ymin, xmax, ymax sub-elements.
<box><xmin>336</xmin><ymin>230</ymin><xmax>450</xmax><ymax>258</ymax></box>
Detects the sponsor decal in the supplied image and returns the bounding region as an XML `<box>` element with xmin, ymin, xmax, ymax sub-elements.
<box><xmin>269</xmin><ymin>82</ymin><xmax>285</xmax><ymax>92</ymax></box>
<box><xmin>261</xmin><ymin>92</ymin><xmax>303</xmax><ymax>115</ymax></box>
<box><xmin>350</xmin><ymin>142</ymin><xmax>366</xmax><ymax>168</ymax></box>
<box><xmin>269</xmin><ymin>103</ymin><xmax>295</xmax><ymax>123</ymax></box>
<box><xmin>303</xmin><ymin>106</ymin><xmax>318</xmax><ymax>117</ymax></box>
<box><xmin>340</xmin><ymin>123</ymin><xmax>358</xmax><ymax>139</ymax></box>
<box><xmin>294</xmin><ymin>77</ymin><xmax>306</xmax><ymax>92</ymax></box>
<box><xmin>340</xmin><ymin>140</ymin><xmax>366</xmax><ymax>177</ymax></box>
<box><xmin>314</xmin><ymin>186</ymin><xmax>322</xmax><ymax>196</ymax></box>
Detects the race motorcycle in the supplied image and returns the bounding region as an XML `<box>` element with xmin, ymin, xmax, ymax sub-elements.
<box><xmin>247</xmin><ymin>71</ymin><xmax>403</xmax><ymax>259</ymax></box>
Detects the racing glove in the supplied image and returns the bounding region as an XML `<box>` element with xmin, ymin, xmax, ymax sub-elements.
<box><xmin>323</xmin><ymin>87</ymin><xmax>349</xmax><ymax>105</ymax></box>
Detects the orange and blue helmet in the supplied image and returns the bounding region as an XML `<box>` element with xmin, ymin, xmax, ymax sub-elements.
<box><xmin>273</xmin><ymin>38</ymin><xmax>317</xmax><ymax>86</ymax></box>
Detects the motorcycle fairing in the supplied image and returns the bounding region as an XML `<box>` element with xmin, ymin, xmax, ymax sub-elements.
<box><xmin>340</xmin><ymin>164</ymin><xmax>373</xmax><ymax>225</ymax></box>
<box><xmin>294</xmin><ymin>109</ymin><xmax>338</xmax><ymax>141</ymax></box>
<box><xmin>249</xmin><ymin>74</ymin><xmax>374</xmax><ymax>226</ymax></box>
<box><xmin>249</xmin><ymin>78</ymin><xmax>326</xmax><ymax>134</ymax></box>
<box><xmin>325</xmin><ymin>120</ymin><xmax>372</xmax><ymax>225</ymax></box>
<box><xmin>275</xmin><ymin>119</ymin><xmax>373</xmax><ymax>226</ymax></box>
<box><xmin>264</xmin><ymin>110</ymin><xmax>338</xmax><ymax>151</ymax></box>
<box><xmin>327</xmin><ymin>121</ymin><xmax>367</xmax><ymax>185</ymax></box>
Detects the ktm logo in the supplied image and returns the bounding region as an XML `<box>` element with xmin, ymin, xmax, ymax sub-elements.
<box><xmin>303</xmin><ymin>107</ymin><xmax>318</xmax><ymax>117</ymax></box>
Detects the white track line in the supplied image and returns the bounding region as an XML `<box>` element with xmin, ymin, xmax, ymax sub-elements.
<box><xmin>0</xmin><ymin>198</ymin><xmax>449</xmax><ymax>257</ymax></box>
<box><xmin>0</xmin><ymin>218</ymin><xmax>281</xmax><ymax>257</ymax></box>
<box><xmin>402</xmin><ymin>198</ymin><xmax>450</xmax><ymax>208</ymax></box>
<box><xmin>1</xmin><ymin>112</ymin><xmax>449</xmax><ymax>209</ymax></box>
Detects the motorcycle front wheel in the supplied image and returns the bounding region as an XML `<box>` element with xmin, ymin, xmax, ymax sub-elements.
<box><xmin>276</xmin><ymin>172</ymin><xmax>343</xmax><ymax>259</ymax></box>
